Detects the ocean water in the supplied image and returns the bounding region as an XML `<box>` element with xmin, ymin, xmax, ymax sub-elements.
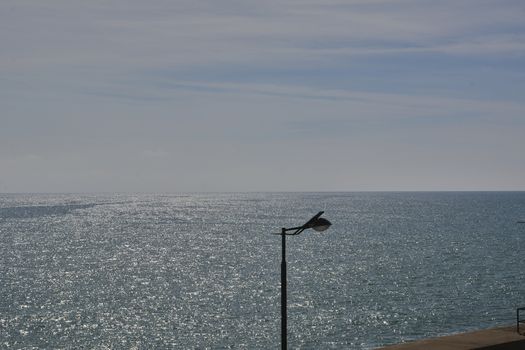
<box><xmin>1</xmin><ymin>192</ymin><xmax>524</xmax><ymax>349</ymax></box>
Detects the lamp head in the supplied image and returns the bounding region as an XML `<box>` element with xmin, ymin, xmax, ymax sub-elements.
<box><xmin>312</xmin><ymin>217</ymin><xmax>331</xmax><ymax>232</ymax></box>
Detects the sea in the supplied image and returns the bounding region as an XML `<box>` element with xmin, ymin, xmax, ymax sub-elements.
<box><xmin>1</xmin><ymin>192</ymin><xmax>524</xmax><ymax>349</ymax></box>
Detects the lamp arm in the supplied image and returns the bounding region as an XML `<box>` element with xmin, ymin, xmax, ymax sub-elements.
<box><xmin>285</xmin><ymin>227</ymin><xmax>307</xmax><ymax>235</ymax></box>
<box><xmin>276</xmin><ymin>211</ymin><xmax>328</xmax><ymax>235</ymax></box>
<box><xmin>283</xmin><ymin>226</ymin><xmax>304</xmax><ymax>232</ymax></box>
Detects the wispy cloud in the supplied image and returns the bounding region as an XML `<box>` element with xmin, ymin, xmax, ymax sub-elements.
<box><xmin>2</xmin><ymin>0</ymin><xmax>525</xmax><ymax>72</ymax></box>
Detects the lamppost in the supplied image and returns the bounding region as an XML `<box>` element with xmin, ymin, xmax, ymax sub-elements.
<box><xmin>277</xmin><ymin>211</ymin><xmax>332</xmax><ymax>350</ymax></box>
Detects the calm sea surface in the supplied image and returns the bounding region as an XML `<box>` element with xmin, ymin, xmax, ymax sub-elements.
<box><xmin>1</xmin><ymin>192</ymin><xmax>524</xmax><ymax>349</ymax></box>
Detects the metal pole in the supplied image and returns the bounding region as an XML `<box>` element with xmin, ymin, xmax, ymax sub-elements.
<box><xmin>281</xmin><ymin>227</ymin><xmax>287</xmax><ymax>350</ymax></box>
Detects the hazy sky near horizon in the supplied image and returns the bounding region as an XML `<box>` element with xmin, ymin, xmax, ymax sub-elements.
<box><xmin>1</xmin><ymin>0</ymin><xmax>525</xmax><ymax>192</ymax></box>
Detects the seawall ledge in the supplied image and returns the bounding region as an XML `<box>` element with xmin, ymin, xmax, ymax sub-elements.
<box><xmin>377</xmin><ymin>326</ymin><xmax>525</xmax><ymax>350</ymax></box>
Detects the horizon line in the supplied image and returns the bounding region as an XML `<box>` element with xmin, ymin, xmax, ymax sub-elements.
<box><xmin>2</xmin><ymin>190</ymin><xmax>525</xmax><ymax>195</ymax></box>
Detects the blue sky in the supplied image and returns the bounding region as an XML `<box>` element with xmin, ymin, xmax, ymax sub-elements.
<box><xmin>1</xmin><ymin>0</ymin><xmax>524</xmax><ymax>192</ymax></box>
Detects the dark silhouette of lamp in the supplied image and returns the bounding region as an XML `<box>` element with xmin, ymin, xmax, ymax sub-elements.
<box><xmin>277</xmin><ymin>211</ymin><xmax>332</xmax><ymax>350</ymax></box>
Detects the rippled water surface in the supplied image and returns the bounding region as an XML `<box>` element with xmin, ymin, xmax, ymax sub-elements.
<box><xmin>1</xmin><ymin>192</ymin><xmax>524</xmax><ymax>349</ymax></box>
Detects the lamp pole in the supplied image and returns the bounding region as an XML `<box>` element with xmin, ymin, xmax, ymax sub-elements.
<box><xmin>278</xmin><ymin>211</ymin><xmax>332</xmax><ymax>350</ymax></box>
<box><xmin>281</xmin><ymin>227</ymin><xmax>287</xmax><ymax>350</ymax></box>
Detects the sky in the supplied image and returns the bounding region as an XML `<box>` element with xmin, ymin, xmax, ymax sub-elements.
<box><xmin>1</xmin><ymin>0</ymin><xmax>525</xmax><ymax>192</ymax></box>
